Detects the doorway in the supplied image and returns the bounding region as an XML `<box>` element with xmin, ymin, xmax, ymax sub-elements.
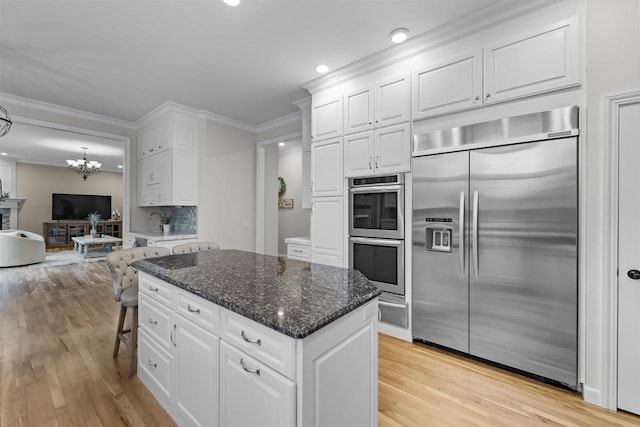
<box><xmin>602</xmin><ymin>91</ymin><xmax>640</xmax><ymax>414</ymax></box>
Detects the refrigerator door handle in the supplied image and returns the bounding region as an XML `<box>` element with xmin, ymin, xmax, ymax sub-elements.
<box><xmin>472</xmin><ymin>190</ymin><xmax>479</xmax><ymax>277</ymax></box>
<box><xmin>459</xmin><ymin>191</ymin><xmax>465</xmax><ymax>276</ymax></box>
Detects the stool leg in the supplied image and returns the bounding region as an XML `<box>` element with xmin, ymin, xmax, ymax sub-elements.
<box><xmin>127</xmin><ymin>306</ymin><xmax>138</xmax><ymax>377</ymax></box>
<box><xmin>113</xmin><ymin>304</ymin><xmax>126</xmax><ymax>358</ymax></box>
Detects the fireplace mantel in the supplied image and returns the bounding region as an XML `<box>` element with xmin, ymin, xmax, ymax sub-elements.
<box><xmin>0</xmin><ymin>198</ymin><xmax>26</xmax><ymax>229</ymax></box>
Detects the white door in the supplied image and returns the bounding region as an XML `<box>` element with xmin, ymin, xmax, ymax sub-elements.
<box><xmin>618</xmin><ymin>100</ymin><xmax>640</xmax><ymax>415</ymax></box>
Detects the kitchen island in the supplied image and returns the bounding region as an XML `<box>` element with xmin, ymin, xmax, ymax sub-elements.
<box><xmin>132</xmin><ymin>249</ymin><xmax>380</xmax><ymax>427</ymax></box>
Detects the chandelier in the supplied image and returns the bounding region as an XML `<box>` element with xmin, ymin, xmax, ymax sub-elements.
<box><xmin>0</xmin><ymin>105</ymin><xmax>12</xmax><ymax>137</ymax></box>
<box><xmin>66</xmin><ymin>147</ymin><xmax>102</xmax><ymax>180</ymax></box>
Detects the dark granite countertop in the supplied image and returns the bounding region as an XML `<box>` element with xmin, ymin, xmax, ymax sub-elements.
<box><xmin>131</xmin><ymin>249</ymin><xmax>380</xmax><ymax>339</ymax></box>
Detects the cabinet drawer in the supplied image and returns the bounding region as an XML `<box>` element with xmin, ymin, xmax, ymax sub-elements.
<box><xmin>138</xmin><ymin>329</ymin><xmax>173</xmax><ymax>402</ymax></box>
<box><xmin>220</xmin><ymin>341</ymin><xmax>295</xmax><ymax>427</ymax></box>
<box><xmin>176</xmin><ymin>288</ymin><xmax>220</xmax><ymax>335</ymax></box>
<box><xmin>139</xmin><ymin>293</ymin><xmax>173</xmax><ymax>350</ymax></box>
<box><xmin>221</xmin><ymin>308</ymin><xmax>295</xmax><ymax>380</ymax></box>
<box><xmin>287</xmin><ymin>244</ymin><xmax>310</xmax><ymax>261</ymax></box>
<box><xmin>139</xmin><ymin>273</ymin><xmax>174</xmax><ymax>307</ymax></box>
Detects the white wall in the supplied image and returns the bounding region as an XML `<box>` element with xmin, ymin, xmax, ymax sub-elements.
<box><xmin>583</xmin><ymin>0</ymin><xmax>640</xmax><ymax>403</ymax></box>
<box><xmin>278</xmin><ymin>148</ymin><xmax>310</xmax><ymax>255</ymax></box>
<box><xmin>264</xmin><ymin>144</ymin><xmax>279</xmax><ymax>256</ymax></box>
<box><xmin>198</xmin><ymin>118</ymin><xmax>256</xmax><ymax>251</ymax></box>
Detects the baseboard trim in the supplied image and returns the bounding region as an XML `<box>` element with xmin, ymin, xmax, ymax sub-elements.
<box><xmin>378</xmin><ymin>322</ymin><xmax>412</xmax><ymax>342</ymax></box>
<box><xmin>583</xmin><ymin>385</ymin><xmax>602</xmax><ymax>407</ymax></box>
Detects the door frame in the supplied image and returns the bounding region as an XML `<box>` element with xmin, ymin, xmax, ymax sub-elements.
<box><xmin>255</xmin><ymin>131</ymin><xmax>302</xmax><ymax>254</ymax></box>
<box><xmin>601</xmin><ymin>90</ymin><xmax>640</xmax><ymax>410</ymax></box>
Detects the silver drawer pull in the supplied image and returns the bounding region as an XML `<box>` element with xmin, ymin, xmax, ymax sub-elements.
<box><xmin>148</xmin><ymin>318</ymin><xmax>158</xmax><ymax>325</ymax></box>
<box><xmin>241</xmin><ymin>330</ymin><xmax>262</xmax><ymax>346</ymax></box>
<box><xmin>147</xmin><ymin>358</ymin><xmax>157</xmax><ymax>368</ymax></box>
<box><xmin>293</xmin><ymin>249</ymin><xmax>302</xmax><ymax>253</ymax></box>
<box><xmin>187</xmin><ymin>304</ymin><xmax>200</xmax><ymax>314</ymax></box>
<box><xmin>240</xmin><ymin>358</ymin><xmax>260</xmax><ymax>376</ymax></box>
<box><xmin>148</xmin><ymin>285</ymin><xmax>159</xmax><ymax>292</ymax></box>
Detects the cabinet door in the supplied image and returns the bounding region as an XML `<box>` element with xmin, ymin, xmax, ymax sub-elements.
<box><xmin>302</xmin><ymin>150</ymin><xmax>311</xmax><ymax>209</ymax></box>
<box><xmin>344</xmin><ymin>131</ymin><xmax>374</xmax><ymax>178</ymax></box>
<box><xmin>174</xmin><ymin>315</ymin><xmax>220</xmax><ymax>427</ymax></box>
<box><xmin>412</xmin><ymin>50</ymin><xmax>482</xmax><ymax>119</ymax></box>
<box><xmin>139</xmin><ymin>122</ymin><xmax>169</xmax><ymax>159</ymax></box>
<box><xmin>374</xmin><ymin>123</ymin><xmax>410</xmax><ymax>175</ymax></box>
<box><xmin>311</xmin><ymin>137</ymin><xmax>343</xmax><ymax>197</ymax></box>
<box><xmin>171</xmin><ymin>113</ymin><xmax>198</xmax><ymax>151</ymax></box>
<box><xmin>376</xmin><ymin>73</ymin><xmax>411</xmax><ymax>127</ymax></box>
<box><xmin>312</xmin><ymin>97</ymin><xmax>342</xmax><ymax>141</ymax></box>
<box><xmin>483</xmin><ymin>17</ymin><xmax>580</xmax><ymax>104</ymax></box>
<box><xmin>171</xmin><ymin>149</ymin><xmax>198</xmax><ymax>205</ymax></box>
<box><xmin>311</xmin><ymin>196</ymin><xmax>344</xmax><ymax>267</ymax></box>
<box><xmin>344</xmin><ymin>87</ymin><xmax>374</xmax><ymax>135</ymax></box>
<box><xmin>219</xmin><ymin>341</ymin><xmax>295</xmax><ymax>427</ymax></box>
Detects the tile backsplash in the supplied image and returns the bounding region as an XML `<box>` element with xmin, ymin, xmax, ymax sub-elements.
<box><xmin>159</xmin><ymin>206</ymin><xmax>197</xmax><ymax>234</ymax></box>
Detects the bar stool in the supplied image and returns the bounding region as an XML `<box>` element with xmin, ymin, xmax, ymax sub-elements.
<box><xmin>106</xmin><ymin>246</ymin><xmax>171</xmax><ymax>376</ymax></box>
<box><xmin>171</xmin><ymin>241</ymin><xmax>220</xmax><ymax>254</ymax></box>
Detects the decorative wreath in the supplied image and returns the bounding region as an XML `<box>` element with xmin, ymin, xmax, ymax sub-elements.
<box><xmin>278</xmin><ymin>176</ymin><xmax>286</xmax><ymax>198</ymax></box>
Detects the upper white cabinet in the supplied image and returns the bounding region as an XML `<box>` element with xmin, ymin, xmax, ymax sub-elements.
<box><xmin>311</xmin><ymin>137</ymin><xmax>343</xmax><ymax>197</ymax></box>
<box><xmin>137</xmin><ymin>106</ymin><xmax>199</xmax><ymax>207</ymax></box>
<box><xmin>311</xmin><ymin>196</ymin><xmax>344</xmax><ymax>268</ymax></box>
<box><xmin>413</xmin><ymin>17</ymin><xmax>581</xmax><ymax>120</ymax></box>
<box><xmin>344</xmin><ymin>123</ymin><xmax>410</xmax><ymax>178</ymax></box>
<box><xmin>413</xmin><ymin>50</ymin><xmax>483</xmax><ymax>119</ymax></box>
<box><xmin>484</xmin><ymin>17</ymin><xmax>580</xmax><ymax>104</ymax></box>
<box><xmin>344</xmin><ymin>73</ymin><xmax>411</xmax><ymax>135</ymax></box>
<box><xmin>311</xmin><ymin>97</ymin><xmax>343</xmax><ymax>141</ymax></box>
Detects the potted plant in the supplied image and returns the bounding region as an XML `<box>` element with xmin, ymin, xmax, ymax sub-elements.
<box><xmin>87</xmin><ymin>211</ymin><xmax>101</xmax><ymax>237</ymax></box>
<box><xmin>160</xmin><ymin>214</ymin><xmax>173</xmax><ymax>233</ymax></box>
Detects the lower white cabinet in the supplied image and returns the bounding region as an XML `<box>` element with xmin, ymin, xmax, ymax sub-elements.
<box><xmin>219</xmin><ymin>341</ymin><xmax>296</xmax><ymax>427</ymax></box>
<box><xmin>148</xmin><ymin>237</ymin><xmax>197</xmax><ymax>252</ymax></box>
<box><xmin>137</xmin><ymin>272</ymin><xmax>378</xmax><ymax>427</ymax></box>
<box><xmin>174</xmin><ymin>315</ymin><xmax>219</xmax><ymax>427</ymax></box>
<box><xmin>310</xmin><ymin>196</ymin><xmax>344</xmax><ymax>267</ymax></box>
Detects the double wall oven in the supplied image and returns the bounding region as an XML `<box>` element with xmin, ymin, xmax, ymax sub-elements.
<box><xmin>349</xmin><ymin>174</ymin><xmax>407</xmax><ymax>328</ymax></box>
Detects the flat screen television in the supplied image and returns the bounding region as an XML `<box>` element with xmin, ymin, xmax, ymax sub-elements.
<box><xmin>52</xmin><ymin>193</ymin><xmax>112</xmax><ymax>221</ymax></box>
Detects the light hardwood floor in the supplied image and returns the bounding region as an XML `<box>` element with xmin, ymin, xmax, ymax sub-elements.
<box><xmin>1</xmin><ymin>260</ymin><xmax>638</xmax><ymax>426</ymax></box>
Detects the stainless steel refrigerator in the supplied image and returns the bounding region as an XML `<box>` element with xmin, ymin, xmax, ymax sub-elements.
<box><xmin>412</xmin><ymin>107</ymin><xmax>578</xmax><ymax>388</ymax></box>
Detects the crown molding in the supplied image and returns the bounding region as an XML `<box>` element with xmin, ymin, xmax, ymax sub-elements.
<box><xmin>302</xmin><ymin>0</ymin><xmax>561</xmax><ymax>93</ymax></box>
<box><xmin>135</xmin><ymin>100</ymin><xmax>201</xmax><ymax>127</ymax></box>
<box><xmin>254</xmin><ymin>110</ymin><xmax>301</xmax><ymax>134</ymax></box>
<box><xmin>292</xmin><ymin>95</ymin><xmax>312</xmax><ymax>109</ymax></box>
<box><xmin>0</xmin><ymin>91</ymin><xmax>137</xmax><ymax>130</ymax></box>
<box><xmin>198</xmin><ymin>109</ymin><xmax>256</xmax><ymax>133</ymax></box>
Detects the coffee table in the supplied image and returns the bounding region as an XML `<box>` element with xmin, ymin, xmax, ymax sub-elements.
<box><xmin>72</xmin><ymin>235</ymin><xmax>123</xmax><ymax>258</ymax></box>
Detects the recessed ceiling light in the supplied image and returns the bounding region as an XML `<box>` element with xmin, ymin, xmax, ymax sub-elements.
<box><xmin>0</xmin><ymin>152</ymin><xmax>7</xmax><ymax>156</ymax></box>
<box><xmin>390</xmin><ymin>28</ymin><xmax>409</xmax><ymax>43</ymax></box>
<box><xmin>117</xmin><ymin>165</ymin><xmax>123</xmax><ymax>169</ymax></box>
<box><xmin>315</xmin><ymin>64</ymin><xmax>329</xmax><ymax>74</ymax></box>
<box><xmin>223</xmin><ymin>0</ymin><xmax>240</xmax><ymax>6</ymax></box>
<box><xmin>278</xmin><ymin>142</ymin><xmax>286</xmax><ymax>147</ymax></box>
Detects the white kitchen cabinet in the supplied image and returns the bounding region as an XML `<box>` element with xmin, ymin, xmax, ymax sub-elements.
<box><xmin>138</xmin><ymin>110</ymin><xmax>198</xmax><ymax>160</ymax></box>
<box><xmin>287</xmin><ymin>241</ymin><xmax>311</xmax><ymax>261</ymax></box>
<box><xmin>219</xmin><ymin>341</ymin><xmax>295</xmax><ymax>427</ymax></box>
<box><xmin>311</xmin><ymin>196</ymin><xmax>344</xmax><ymax>267</ymax></box>
<box><xmin>174</xmin><ymin>314</ymin><xmax>220</xmax><ymax>427</ymax></box>
<box><xmin>483</xmin><ymin>17</ymin><xmax>580</xmax><ymax>104</ymax></box>
<box><xmin>311</xmin><ymin>137</ymin><xmax>343</xmax><ymax>197</ymax></box>
<box><xmin>138</xmin><ymin>149</ymin><xmax>198</xmax><ymax>207</ymax></box>
<box><xmin>344</xmin><ymin>123</ymin><xmax>410</xmax><ymax>177</ymax></box>
<box><xmin>413</xmin><ymin>50</ymin><xmax>483</xmax><ymax>120</ymax></box>
<box><xmin>148</xmin><ymin>237</ymin><xmax>197</xmax><ymax>252</ymax></box>
<box><xmin>301</xmin><ymin>150</ymin><xmax>311</xmax><ymax>209</ymax></box>
<box><xmin>412</xmin><ymin>17</ymin><xmax>580</xmax><ymax>119</ymax></box>
<box><xmin>311</xmin><ymin>96</ymin><xmax>342</xmax><ymax>141</ymax></box>
<box><xmin>344</xmin><ymin>73</ymin><xmax>410</xmax><ymax>135</ymax></box>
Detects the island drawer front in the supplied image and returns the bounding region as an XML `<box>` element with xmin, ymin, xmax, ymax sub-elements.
<box><xmin>221</xmin><ymin>308</ymin><xmax>296</xmax><ymax>380</ymax></box>
<box><xmin>219</xmin><ymin>341</ymin><xmax>296</xmax><ymax>427</ymax></box>
<box><xmin>175</xmin><ymin>288</ymin><xmax>221</xmax><ymax>335</ymax></box>
<box><xmin>287</xmin><ymin>244</ymin><xmax>311</xmax><ymax>261</ymax></box>
<box><xmin>139</xmin><ymin>293</ymin><xmax>173</xmax><ymax>350</ymax></box>
<box><xmin>138</xmin><ymin>329</ymin><xmax>173</xmax><ymax>402</ymax></box>
<box><xmin>139</xmin><ymin>273</ymin><xmax>174</xmax><ymax>307</ymax></box>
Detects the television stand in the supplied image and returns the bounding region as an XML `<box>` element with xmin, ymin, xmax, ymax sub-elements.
<box><xmin>43</xmin><ymin>220</ymin><xmax>122</xmax><ymax>249</ymax></box>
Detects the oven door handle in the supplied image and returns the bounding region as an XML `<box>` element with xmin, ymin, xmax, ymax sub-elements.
<box><xmin>350</xmin><ymin>237</ymin><xmax>403</xmax><ymax>246</ymax></box>
<box><xmin>349</xmin><ymin>185</ymin><xmax>403</xmax><ymax>194</ymax></box>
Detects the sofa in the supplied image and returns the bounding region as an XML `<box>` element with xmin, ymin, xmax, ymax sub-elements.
<box><xmin>0</xmin><ymin>230</ymin><xmax>46</xmax><ymax>267</ymax></box>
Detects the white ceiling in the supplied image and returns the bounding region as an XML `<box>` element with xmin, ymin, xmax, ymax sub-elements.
<box><xmin>0</xmin><ymin>0</ymin><xmax>502</xmax><ymax>166</ymax></box>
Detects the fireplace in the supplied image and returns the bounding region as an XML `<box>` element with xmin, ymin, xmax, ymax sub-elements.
<box><xmin>0</xmin><ymin>199</ymin><xmax>25</xmax><ymax>230</ymax></box>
